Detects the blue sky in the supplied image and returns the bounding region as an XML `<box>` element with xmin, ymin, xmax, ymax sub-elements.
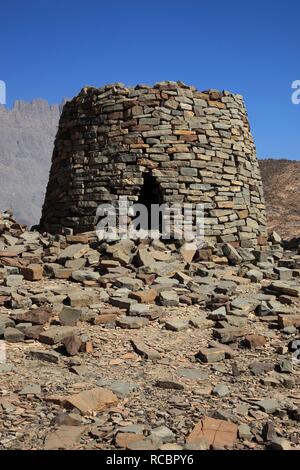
<box><xmin>0</xmin><ymin>0</ymin><xmax>299</xmax><ymax>159</ymax></box>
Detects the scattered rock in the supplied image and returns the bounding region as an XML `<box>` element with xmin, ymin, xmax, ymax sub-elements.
<box><xmin>64</xmin><ymin>387</ymin><xmax>118</xmax><ymax>415</ymax></box>
<box><xmin>13</xmin><ymin>307</ymin><xmax>52</xmax><ymax>325</ymax></box>
<box><xmin>222</xmin><ymin>244</ymin><xmax>242</xmax><ymax>265</ymax></box>
<box><xmin>238</xmin><ymin>424</ymin><xmax>252</xmax><ymax>440</ymax></box>
<box><xmin>27</xmin><ymin>349</ymin><xmax>60</xmax><ymax>363</ymax></box>
<box><xmin>165</xmin><ymin>319</ymin><xmax>189</xmax><ymax>332</ymax></box>
<box><xmin>212</xmin><ymin>384</ymin><xmax>230</xmax><ymax>398</ymax></box>
<box><xmin>59</xmin><ymin>306</ymin><xmax>82</xmax><ymax>326</ymax></box>
<box><xmin>63</xmin><ymin>335</ymin><xmax>83</xmax><ymax>356</ymax></box>
<box><xmin>116</xmin><ymin>317</ymin><xmax>149</xmax><ymax>329</ymax></box>
<box><xmin>39</xmin><ymin>326</ymin><xmax>76</xmax><ymax>345</ymax></box>
<box><xmin>19</xmin><ymin>383</ymin><xmax>42</xmax><ymax>396</ymax></box>
<box><xmin>51</xmin><ymin>412</ymin><xmax>82</xmax><ymax>427</ymax></box>
<box><xmin>244</xmin><ymin>334</ymin><xmax>266</xmax><ymax>349</ymax></box>
<box><xmin>186</xmin><ymin>416</ymin><xmax>237</xmax><ymax>449</ymax></box>
<box><xmin>177</xmin><ymin>368</ymin><xmax>208</xmax><ymax>381</ymax></box>
<box><xmin>262</xmin><ymin>422</ymin><xmax>277</xmax><ymax>442</ymax></box>
<box><xmin>155</xmin><ymin>379</ymin><xmax>184</xmax><ymax>390</ymax></box>
<box><xmin>4</xmin><ymin>327</ymin><xmax>24</xmax><ymax>342</ymax></box>
<box><xmin>44</xmin><ymin>425</ymin><xmax>86</xmax><ymax>450</ymax></box>
<box><xmin>159</xmin><ymin>291</ymin><xmax>179</xmax><ymax>307</ymax></box>
<box><xmin>115</xmin><ymin>432</ymin><xmax>144</xmax><ymax>449</ymax></box>
<box><xmin>21</xmin><ymin>264</ymin><xmax>43</xmax><ymax>281</ymax></box>
<box><xmin>196</xmin><ymin>348</ymin><xmax>225</xmax><ymax>363</ymax></box>
<box><xmin>257</xmin><ymin>399</ymin><xmax>280</xmax><ymax>414</ymax></box>
<box><xmin>267</xmin><ymin>437</ymin><xmax>292</xmax><ymax>450</ymax></box>
<box><xmin>150</xmin><ymin>426</ymin><xmax>175</xmax><ymax>444</ymax></box>
<box><xmin>131</xmin><ymin>339</ymin><xmax>161</xmax><ymax>360</ymax></box>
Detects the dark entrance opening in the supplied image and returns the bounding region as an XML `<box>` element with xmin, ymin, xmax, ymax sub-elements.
<box><xmin>136</xmin><ymin>173</ymin><xmax>163</xmax><ymax>232</ymax></box>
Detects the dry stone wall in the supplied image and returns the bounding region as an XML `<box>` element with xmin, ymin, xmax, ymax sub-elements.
<box><xmin>40</xmin><ymin>81</ymin><xmax>267</xmax><ymax>247</ymax></box>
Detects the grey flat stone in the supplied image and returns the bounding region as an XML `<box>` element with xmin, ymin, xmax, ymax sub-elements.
<box><xmin>212</xmin><ymin>384</ymin><xmax>230</xmax><ymax>397</ymax></box>
<box><xmin>19</xmin><ymin>383</ymin><xmax>42</xmax><ymax>396</ymax></box>
<box><xmin>177</xmin><ymin>368</ymin><xmax>208</xmax><ymax>381</ymax></box>
<box><xmin>150</xmin><ymin>426</ymin><xmax>175</xmax><ymax>444</ymax></box>
<box><xmin>257</xmin><ymin>398</ymin><xmax>280</xmax><ymax>413</ymax></box>
<box><xmin>59</xmin><ymin>306</ymin><xmax>82</xmax><ymax>326</ymax></box>
<box><xmin>39</xmin><ymin>326</ymin><xmax>76</xmax><ymax>345</ymax></box>
<box><xmin>165</xmin><ymin>319</ymin><xmax>189</xmax><ymax>332</ymax></box>
<box><xmin>116</xmin><ymin>316</ymin><xmax>149</xmax><ymax>329</ymax></box>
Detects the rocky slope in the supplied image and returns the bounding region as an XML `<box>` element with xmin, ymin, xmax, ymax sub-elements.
<box><xmin>0</xmin><ymin>100</ymin><xmax>62</xmax><ymax>226</ymax></box>
<box><xmin>259</xmin><ymin>159</ymin><xmax>300</xmax><ymax>239</ymax></box>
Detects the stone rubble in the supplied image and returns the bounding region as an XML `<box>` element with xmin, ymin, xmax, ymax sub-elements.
<box><xmin>0</xmin><ymin>211</ymin><xmax>299</xmax><ymax>450</ymax></box>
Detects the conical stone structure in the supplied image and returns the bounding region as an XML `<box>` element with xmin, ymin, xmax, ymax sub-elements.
<box><xmin>40</xmin><ymin>81</ymin><xmax>267</xmax><ymax>247</ymax></box>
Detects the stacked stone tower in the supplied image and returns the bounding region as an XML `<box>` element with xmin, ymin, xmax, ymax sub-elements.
<box><xmin>40</xmin><ymin>81</ymin><xmax>267</xmax><ymax>247</ymax></box>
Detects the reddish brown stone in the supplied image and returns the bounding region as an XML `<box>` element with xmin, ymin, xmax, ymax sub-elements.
<box><xmin>64</xmin><ymin>387</ymin><xmax>118</xmax><ymax>415</ymax></box>
<box><xmin>129</xmin><ymin>289</ymin><xmax>158</xmax><ymax>304</ymax></box>
<box><xmin>80</xmin><ymin>340</ymin><xmax>93</xmax><ymax>353</ymax></box>
<box><xmin>136</xmin><ymin>273</ymin><xmax>156</xmax><ymax>285</ymax></box>
<box><xmin>93</xmin><ymin>314</ymin><xmax>118</xmax><ymax>325</ymax></box>
<box><xmin>63</xmin><ymin>335</ymin><xmax>82</xmax><ymax>356</ymax></box>
<box><xmin>15</xmin><ymin>307</ymin><xmax>52</xmax><ymax>325</ymax></box>
<box><xmin>278</xmin><ymin>314</ymin><xmax>300</xmax><ymax>329</ymax></box>
<box><xmin>244</xmin><ymin>334</ymin><xmax>266</xmax><ymax>349</ymax></box>
<box><xmin>21</xmin><ymin>263</ymin><xmax>43</xmax><ymax>281</ymax></box>
<box><xmin>115</xmin><ymin>433</ymin><xmax>144</xmax><ymax>449</ymax></box>
<box><xmin>187</xmin><ymin>417</ymin><xmax>237</xmax><ymax>449</ymax></box>
<box><xmin>0</xmin><ymin>251</ymin><xmax>19</xmax><ymax>257</ymax></box>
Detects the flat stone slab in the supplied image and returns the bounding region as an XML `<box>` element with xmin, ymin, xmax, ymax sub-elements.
<box><xmin>165</xmin><ymin>319</ymin><xmax>189</xmax><ymax>332</ymax></box>
<box><xmin>71</xmin><ymin>270</ymin><xmax>100</xmax><ymax>282</ymax></box>
<box><xmin>150</xmin><ymin>426</ymin><xmax>175</xmax><ymax>444</ymax></box>
<box><xmin>44</xmin><ymin>425</ymin><xmax>86</xmax><ymax>450</ymax></box>
<box><xmin>131</xmin><ymin>339</ymin><xmax>161</xmax><ymax>360</ymax></box>
<box><xmin>177</xmin><ymin>368</ymin><xmax>209</xmax><ymax>381</ymax></box>
<box><xmin>128</xmin><ymin>303</ymin><xmax>150</xmax><ymax>316</ymax></box>
<box><xmin>196</xmin><ymin>347</ymin><xmax>225</xmax><ymax>363</ymax></box>
<box><xmin>98</xmin><ymin>380</ymin><xmax>138</xmax><ymax>398</ymax></box>
<box><xmin>186</xmin><ymin>416</ymin><xmax>237</xmax><ymax>449</ymax></box>
<box><xmin>268</xmin><ymin>281</ymin><xmax>300</xmax><ymax>297</ymax></box>
<box><xmin>39</xmin><ymin>326</ymin><xmax>77</xmax><ymax>345</ymax></box>
<box><xmin>212</xmin><ymin>384</ymin><xmax>230</xmax><ymax>397</ymax></box>
<box><xmin>12</xmin><ymin>307</ymin><xmax>52</xmax><ymax>325</ymax></box>
<box><xmin>4</xmin><ymin>327</ymin><xmax>25</xmax><ymax>342</ymax></box>
<box><xmin>59</xmin><ymin>244</ymin><xmax>89</xmax><ymax>261</ymax></box>
<box><xmin>27</xmin><ymin>349</ymin><xmax>60</xmax><ymax>363</ymax></box>
<box><xmin>257</xmin><ymin>399</ymin><xmax>280</xmax><ymax>413</ymax></box>
<box><xmin>116</xmin><ymin>317</ymin><xmax>149</xmax><ymax>329</ymax></box>
<box><xmin>59</xmin><ymin>306</ymin><xmax>82</xmax><ymax>326</ymax></box>
<box><xmin>159</xmin><ymin>291</ymin><xmax>179</xmax><ymax>307</ymax></box>
<box><xmin>110</xmin><ymin>297</ymin><xmax>137</xmax><ymax>310</ymax></box>
<box><xmin>63</xmin><ymin>387</ymin><xmax>118</xmax><ymax>415</ymax></box>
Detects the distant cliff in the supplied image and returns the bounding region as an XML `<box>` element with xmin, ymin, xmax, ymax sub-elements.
<box><xmin>0</xmin><ymin>99</ymin><xmax>62</xmax><ymax>226</ymax></box>
<box><xmin>259</xmin><ymin>159</ymin><xmax>300</xmax><ymax>239</ymax></box>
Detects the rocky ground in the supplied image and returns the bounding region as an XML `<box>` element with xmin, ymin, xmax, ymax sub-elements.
<box><xmin>0</xmin><ymin>211</ymin><xmax>300</xmax><ymax>451</ymax></box>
